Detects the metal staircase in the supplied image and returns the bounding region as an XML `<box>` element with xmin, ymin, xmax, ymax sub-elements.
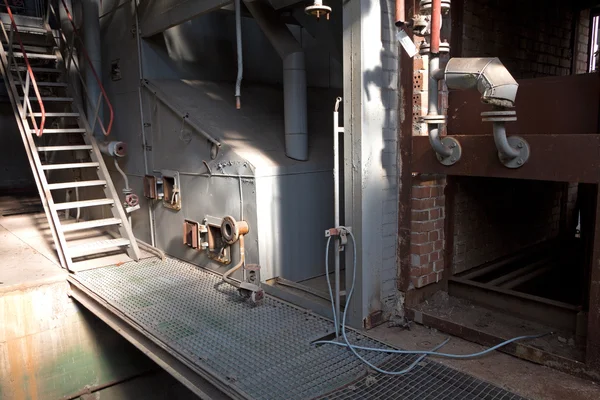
<box><xmin>0</xmin><ymin>1</ymin><xmax>140</xmax><ymax>271</ymax></box>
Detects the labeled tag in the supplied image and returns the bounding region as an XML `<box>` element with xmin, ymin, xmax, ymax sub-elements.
<box><xmin>397</xmin><ymin>29</ymin><xmax>418</xmax><ymax>58</ymax></box>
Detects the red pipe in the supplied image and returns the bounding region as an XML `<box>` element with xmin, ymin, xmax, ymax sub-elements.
<box><xmin>395</xmin><ymin>0</ymin><xmax>405</xmax><ymax>27</ymax></box>
<box><xmin>430</xmin><ymin>0</ymin><xmax>441</xmax><ymax>54</ymax></box>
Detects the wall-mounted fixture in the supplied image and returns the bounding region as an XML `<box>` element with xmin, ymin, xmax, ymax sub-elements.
<box><xmin>183</xmin><ymin>219</ymin><xmax>200</xmax><ymax>249</ymax></box>
<box><xmin>143</xmin><ymin>175</ymin><xmax>164</xmax><ymax>200</ymax></box>
<box><xmin>198</xmin><ymin>215</ymin><xmax>232</xmax><ymax>264</ymax></box>
<box><xmin>305</xmin><ymin>0</ymin><xmax>331</xmax><ymax>21</ymax></box>
<box><xmin>161</xmin><ymin>170</ymin><xmax>181</xmax><ymax>211</ymax></box>
<box><xmin>219</xmin><ymin>216</ymin><xmax>263</xmax><ymax>303</ymax></box>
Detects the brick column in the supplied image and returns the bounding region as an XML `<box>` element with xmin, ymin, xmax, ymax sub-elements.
<box><xmin>410</xmin><ymin>175</ymin><xmax>446</xmax><ymax>288</ymax></box>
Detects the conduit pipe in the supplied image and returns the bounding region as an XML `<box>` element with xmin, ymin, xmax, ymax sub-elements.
<box><xmin>444</xmin><ymin>58</ymin><xmax>529</xmax><ymax>167</ymax></box>
<box><xmin>421</xmin><ymin>0</ymin><xmax>461</xmax><ymax>165</ymax></box>
<box><xmin>234</xmin><ymin>0</ymin><xmax>243</xmax><ymax>109</ymax></box>
<box><xmin>81</xmin><ymin>0</ymin><xmax>103</xmax><ymax>133</ymax></box>
<box><xmin>243</xmin><ymin>0</ymin><xmax>308</xmax><ymax>161</ymax></box>
<box><xmin>394</xmin><ymin>0</ymin><xmax>405</xmax><ymax>26</ymax></box>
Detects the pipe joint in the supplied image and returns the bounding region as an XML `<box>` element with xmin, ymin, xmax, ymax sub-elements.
<box><xmin>482</xmin><ymin>110</ymin><xmax>529</xmax><ymax>168</ymax></box>
<box><xmin>422</xmin><ymin>116</ymin><xmax>461</xmax><ymax>165</ymax></box>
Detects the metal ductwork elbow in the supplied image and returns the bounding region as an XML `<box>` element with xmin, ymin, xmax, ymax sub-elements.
<box><xmin>444</xmin><ymin>58</ymin><xmax>518</xmax><ymax>108</ymax></box>
<box><xmin>243</xmin><ymin>0</ymin><xmax>308</xmax><ymax>161</ymax></box>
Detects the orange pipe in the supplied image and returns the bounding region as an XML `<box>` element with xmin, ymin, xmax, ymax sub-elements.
<box><xmin>430</xmin><ymin>0</ymin><xmax>441</xmax><ymax>54</ymax></box>
<box><xmin>3</xmin><ymin>1</ymin><xmax>46</xmax><ymax>137</ymax></box>
<box><xmin>395</xmin><ymin>0</ymin><xmax>405</xmax><ymax>27</ymax></box>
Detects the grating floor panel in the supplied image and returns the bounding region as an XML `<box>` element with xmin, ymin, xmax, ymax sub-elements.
<box><xmin>72</xmin><ymin>257</ymin><xmax>525</xmax><ymax>400</ymax></box>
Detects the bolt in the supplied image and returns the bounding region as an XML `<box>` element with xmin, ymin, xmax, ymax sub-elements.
<box><xmin>517</xmin><ymin>159</ymin><xmax>523</xmax><ymax>165</ymax></box>
<box><xmin>450</xmin><ymin>157</ymin><xmax>456</xmax><ymax>162</ymax></box>
<box><xmin>449</xmin><ymin>142</ymin><xmax>456</xmax><ymax>149</ymax></box>
<box><xmin>517</xmin><ymin>142</ymin><xmax>524</xmax><ymax>149</ymax></box>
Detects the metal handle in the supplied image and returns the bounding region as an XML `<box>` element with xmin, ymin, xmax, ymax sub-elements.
<box><xmin>1</xmin><ymin>1</ymin><xmax>46</xmax><ymax>137</ymax></box>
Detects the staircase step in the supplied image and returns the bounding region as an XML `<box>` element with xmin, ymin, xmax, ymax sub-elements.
<box><xmin>19</xmin><ymin>96</ymin><xmax>73</xmax><ymax>102</ymax></box>
<box><xmin>47</xmin><ymin>180</ymin><xmax>107</xmax><ymax>190</ymax></box>
<box><xmin>30</xmin><ymin>128</ymin><xmax>86</xmax><ymax>134</ymax></box>
<box><xmin>12</xmin><ymin>52</ymin><xmax>57</xmax><ymax>60</ymax></box>
<box><xmin>54</xmin><ymin>198</ymin><xmax>114</xmax><ymax>210</ymax></box>
<box><xmin>61</xmin><ymin>218</ymin><xmax>122</xmax><ymax>233</ymax></box>
<box><xmin>68</xmin><ymin>238</ymin><xmax>131</xmax><ymax>258</ymax></box>
<box><xmin>38</xmin><ymin>145</ymin><xmax>91</xmax><ymax>152</ymax></box>
<box><xmin>41</xmin><ymin>162</ymin><xmax>99</xmax><ymax>170</ymax></box>
<box><xmin>9</xmin><ymin>44</ymin><xmax>53</xmax><ymax>53</ymax></box>
<box><xmin>11</xmin><ymin>66</ymin><xmax>60</xmax><ymax>73</ymax></box>
<box><xmin>16</xmin><ymin>81</ymin><xmax>67</xmax><ymax>87</ymax></box>
<box><xmin>29</xmin><ymin>112</ymin><xmax>79</xmax><ymax>117</ymax></box>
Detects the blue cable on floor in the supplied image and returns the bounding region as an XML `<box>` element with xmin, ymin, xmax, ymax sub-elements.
<box><xmin>316</xmin><ymin>228</ymin><xmax>551</xmax><ymax>375</ymax></box>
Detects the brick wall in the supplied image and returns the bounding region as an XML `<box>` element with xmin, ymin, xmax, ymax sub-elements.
<box><xmin>576</xmin><ymin>9</ymin><xmax>591</xmax><ymax>74</ymax></box>
<box><xmin>462</xmin><ymin>0</ymin><xmax>578</xmax><ymax>78</ymax></box>
<box><xmin>448</xmin><ymin>1</ymin><xmax>591</xmax><ymax>275</ymax></box>
<box><xmin>411</xmin><ymin>176</ymin><xmax>446</xmax><ymax>287</ymax></box>
<box><xmin>452</xmin><ymin>178</ymin><xmax>562</xmax><ymax>274</ymax></box>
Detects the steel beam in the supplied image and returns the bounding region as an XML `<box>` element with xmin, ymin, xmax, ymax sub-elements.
<box><xmin>449</xmin><ymin>277</ymin><xmax>579</xmax><ymax>331</ymax></box>
<box><xmin>412</xmin><ymin>134</ymin><xmax>600</xmax><ymax>183</ymax></box>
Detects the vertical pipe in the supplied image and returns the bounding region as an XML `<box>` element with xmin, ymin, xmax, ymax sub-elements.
<box><xmin>234</xmin><ymin>0</ymin><xmax>243</xmax><ymax>109</ymax></box>
<box><xmin>333</xmin><ymin>101</ymin><xmax>341</xmax><ymax>338</ymax></box>
<box><xmin>81</xmin><ymin>0</ymin><xmax>102</xmax><ymax>135</ymax></box>
<box><xmin>430</xmin><ymin>0</ymin><xmax>441</xmax><ymax>54</ymax></box>
<box><xmin>395</xmin><ymin>0</ymin><xmax>405</xmax><ymax>26</ymax></box>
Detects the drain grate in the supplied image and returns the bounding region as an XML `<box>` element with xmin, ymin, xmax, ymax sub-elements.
<box><xmin>73</xmin><ymin>258</ymin><xmax>524</xmax><ymax>400</ymax></box>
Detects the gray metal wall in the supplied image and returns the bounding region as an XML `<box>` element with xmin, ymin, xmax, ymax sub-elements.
<box><xmin>99</xmin><ymin>0</ymin><xmax>339</xmax><ymax>282</ymax></box>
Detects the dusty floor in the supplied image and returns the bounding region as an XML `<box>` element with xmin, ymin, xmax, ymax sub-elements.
<box><xmin>369</xmin><ymin>323</ymin><xmax>600</xmax><ymax>400</ymax></box>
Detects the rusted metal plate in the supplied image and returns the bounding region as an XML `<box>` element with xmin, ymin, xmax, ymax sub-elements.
<box><xmin>448</xmin><ymin>73</ymin><xmax>600</xmax><ymax>135</ymax></box>
<box><xmin>412</xmin><ymin>134</ymin><xmax>600</xmax><ymax>183</ymax></box>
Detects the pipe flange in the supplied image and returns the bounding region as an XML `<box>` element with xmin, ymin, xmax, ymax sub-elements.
<box><xmin>422</xmin><ymin>115</ymin><xmax>447</xmax><ymax>125</ymax></box>
<box><xmin>437</xmin><ymin>137</ymin><xmax>461</xmax><ymax>166</ymax></box>
<box><xmin>499</xmin><ymin>136</ymin><xmax>530</xmax><ymax>169</ymax></box>
<box><xmin>481</xmin><ymin>110</ymin><xmax>517</xmax><ymax>122</ymax></box>
<box><xmin>221</xmin><ymin>216</ymin><xmax>250</xmax><ymax>245</ymax></box>
<box><xmin>419</xmin><ymin>0</ymin><xmax>451</xmax><ymax>13</ymax></box>
<box><xmin>419</xmin><ymin>41</ymin><xmax>450</xmax><ymax>55</ymax></box>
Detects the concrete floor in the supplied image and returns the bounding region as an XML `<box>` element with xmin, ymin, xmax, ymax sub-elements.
<box><xmin>0</xmin><ymin>196</ymin><xmax>152</xmax><ymax>289</ymax></box>
<box><xmin>369</xmin><ymin>323</ymin><xmax>600</xmax><ymax>400</ymax></box>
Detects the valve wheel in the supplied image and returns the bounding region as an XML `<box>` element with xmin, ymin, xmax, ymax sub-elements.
<box><xmin>125</xmin><ymin>193</ymin><xmax>139</xmax><ymax>207</ymax></box>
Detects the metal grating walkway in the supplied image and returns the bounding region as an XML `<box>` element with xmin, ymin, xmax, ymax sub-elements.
<box><xmin>70</xmin><ymin>258</ymin><xmax>525</xmax><ymax>400</ymax></box>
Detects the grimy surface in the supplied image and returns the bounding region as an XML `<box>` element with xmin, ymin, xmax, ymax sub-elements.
<box><xmin>71</xmin><ymin>257</ymin><xmax>523</xmax><ymax>400</ymax></box>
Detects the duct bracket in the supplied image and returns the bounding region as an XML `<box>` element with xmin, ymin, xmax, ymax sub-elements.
<box><xmin>482</xmin><ymin>110</ymin><xmax>529</xmax><ymax>168</ymax></box>
<box><xmin>422</xmin><ymin>115</ymin><xmax>461</xmax><ymax>166</ymax></box>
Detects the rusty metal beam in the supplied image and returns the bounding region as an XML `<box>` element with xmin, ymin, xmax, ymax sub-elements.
<box><xmin>412</xmin><ymin>134</ymin><xmax>600</xmax><ymax>183</ymax></box>
<box><xmin>449</xmin><ymin>277</ymin><xmax>580</xmax><ymax>331</ymax></box>
<box><xmin>396</xmin><ymin>0</ymin><xmax>417</xmax><ymax>292</ymax></box>
<box><xmin>406</xmin><ymin>308</ymin><xmax>600</xmax><ymax>382</ymax></box>
<box><xmin>447</xmin><ymin>74</ymin><xmax>600</xmax><ymax>136</ymax></box>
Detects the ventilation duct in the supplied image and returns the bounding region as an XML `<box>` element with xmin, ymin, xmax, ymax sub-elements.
<box><xmin>243</xmin><ymin>0</ymin><xmax>308</xmax><ymax>161</ymax></box>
